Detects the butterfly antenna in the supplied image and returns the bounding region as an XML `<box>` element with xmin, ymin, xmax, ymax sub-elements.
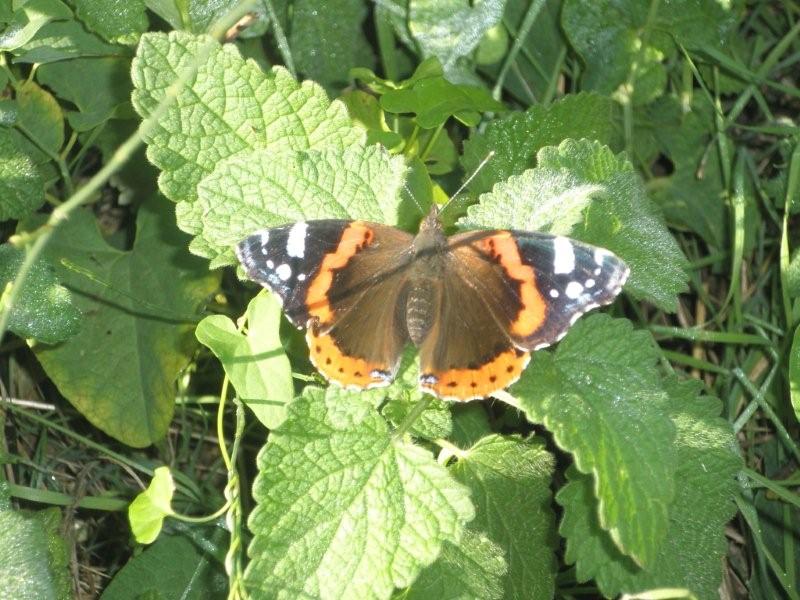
<box><xmin>440</xmin><ymin>150</ymin><xmax>495</xmax><ymax>213</ymax></box>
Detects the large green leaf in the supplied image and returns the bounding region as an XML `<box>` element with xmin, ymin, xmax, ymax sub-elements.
<box><xmin>463</xmin><ymin>139</ymin><xmax>688</xmax><ymax>312</ymax></box>
<box><xmin>30</xmin><ymin>200</ymin><xmax>219</xmax><ymax>447</ymax></box>
<box><xmin>512</xmin><ymin>315</ymin><xmax>676</xmax><ymax>567</ymax></box>
<box><xmin>397</xmin><ymin>530</ymin><xmax>506</xmax><ymax>600</ymax></box>
<box><xmin>0</xmin><ymin>501</ymin><xmax>70</xmax><ymax>600</ymax></box>
<box><xmin>131</xmin><ymin>31</ymin><xmax>366</xmax><ymax>261</ymax></box>
<box><xmin>0</xmin><ymin>128</ymin><xmax>45</xmax><ymax>221</ymax></box>
<box><xmin>408</xmin><ymin>0</ymin><xmax>506</xmax><ymax>81</ymax></box>
<box><xmin>562</xmin><ymin>0</ymin><xmax>735</xmax><ymax>99</ymax></box>
<box><xmin>0</xmin><ymin>0</ymin><xmax>72</xmax><ymax>51</ymax></box>
<box><xmin>190</xmin><ymin>144</ymin><xmax>406</xmax><ymax>268</ymax></box>
<box><xmin>100</xmin><ymin>529</ymin><xmax>227</xmax><ymax>600</ymax></box>
<box><xmin>12</xmin><ymin>19</ymin><xmax>128</xmax><ymax>63</ymax></box>
<box><xmin>36</xmin><ymin>56</ymin><xmax>132</xmax><ymax>131</ymax></box>
<box><xmin>245</xmin><ymin>387</ymin><xmax>474</xmax><ymax>600</ymax></box>
<box><xmin>450</xmin><ymin>435</ymin><xmax>556</xmax><ymax>600</ymax></box>
<box><xmin>460</xmin><ymin>92</ymin><xmax>622</xmax><ymax>195</ymax></box>
<box><xmin>73</xmin><ymin>0</ymin><xmax>148</xmax><ymax>45</ymax></box>
<box><xmin>195</xmin><ymin>291</ymin><xmax>294</xmax><ymax>428</ymax></box>
<box><xmin>558</xmin><ymin>377</ymin><xmax>741</xmax><ymax>598</ymax></box>
<box><xmin>286</xmin><ymin>0</ymin><xmax>375</xmax><ymax>88</ymax></box>
<box><xmin>0</xmin><ymin>244</ymin><xmax>81</xmax><ymax>344</ymax></box>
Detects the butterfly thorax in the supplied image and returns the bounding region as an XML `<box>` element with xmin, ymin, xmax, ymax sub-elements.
<box><xmin>405</xmin><ymin>213</ymin><xmax>448</xmax><ymax>346</ymax></box>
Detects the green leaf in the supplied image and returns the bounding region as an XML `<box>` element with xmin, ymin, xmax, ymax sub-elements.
<box><xmin>557</xmin><ymin>377</ymin><xmax>741</xmax><ymax>598</ymax></box>
<box><xmin>244</xmin><ymin>387</ymin><xmax>474</xmax><ymax>599</ymax></box>
<box><xmin>16</xmin><ymin>80</ymin><xmax>64</xmax><ymax>155</ymax></box>
<box><xmin>36</xmin><ymin>56</ymin><xmax>132</xmax><ymax>131</ymax></box>
<box><xmin>0</xmin><ymin>504</ymin><xmax>70</xmax><ymax>600</ymax></box>
<box><xmin>340</xmin><ymin>89</ymin><xmax>405</xmax><ymax>151</ymax></box>
<box><xmin>74</xmin><ymin>0</ymin><xmax>147</xmax><ymax>44</ymax></box>
<box><xmin>128</xmin><ymin>466</ymin><xmax>175</xmax><ymax>544</ymax></box>
<box><xmin>131</xmin><ymin>31</ymin><xmax>369</xmax><ymax>260</ymax></box>
<box><xmin>195</xmin><ymin>291</ymin><xmax>293</xmax><ymax>428</ymax></box>
<box><xmin>408</xmin><ymin>0</ymin><xmax>505</xmax><ymax>80</ymax></box>
<box><xmin>464</xmin><ymin>139</ymin><xmax>688</xmax><ymax>311</ymax></box>
<box><xmin>0</xmin><ymin>0</ymin><xmax>72</xmax><ymax>51</ymax></box>
<box><xmin>29</xmin><ymin>200</ymin><xmax>219</xmax><ymax>447</ymax></box>
<box><xmin>512</xmin><ymin>315</ymin><xmax>676</xmax><ymax>567</ymax></box>
<box><xmin>450</xmin><ymin>404</ymin><xmax>492</xmax><ymax>449</ymax></box>
<box><xmin>790</xmin><ymin>324</ymin><xmax>800</xmax><ymax>423</ymax></box>
<box><xmin>450</xmin><ymin>435</ymin><xmax>557</xmax><ymax>600</ymax></box>
<box><xmin>101</xmin><ymin>529</ymin><xmax>227</xmax><ymax>600</ymax></box>
<box><xmin>0</xmin><ymin>128</ymin><xmax>45</xmax><ymax>221</ymax></box>
<box><xmin>0</xmin><ymin>244</ymin><xmax>81</xmax><ymax>344</ymax></box>
<box><xmin>562</xmin><ymin>0</ymin><xmax>735</xmax><ymax>98</ymax></box>
<box><xmin>461</xmin><ymin>92</ymin><xmax>623</xmax><ymax>195</ymax></box>
<box><xmin>287</xmin><ymin>0</ymin><xmax>375</xmax><ymax>88</ymax></box>
<box><xmin>12</xmin><ymin>19</ymin><xmax>128</xmax><ymax>63</ymax></box>
<box><xmin>643</xmin><ymin>97</ymin><xmax>728</xmax><ymax>249</ymax></box>
<box><xmin>190</xmin><ymin>145</ymin><xmax>406</xmax><ymax>267</ymax></box>
<box><xmin>381</xmin><ymin>75</ymin><xmax>505</xmax><ymax>128</ymax></box>
<box><xmin>397</xmin><ymin>530</ymin><xmax>507</xmax><ymax>600</ymax></box>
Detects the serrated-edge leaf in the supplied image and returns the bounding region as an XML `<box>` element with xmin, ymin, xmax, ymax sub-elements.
<box><xmin>245</xmin><ymin>389</ymin><xmax>474</xmax><ymax>600</ymax></box>
<box><xmin>512</xmin><ymin>315</ymin><xmax>676</xmax><ymax>567</ymax></box>
<box><xmin>130</xmin><ymin>31</ymin><xmax>363</xmax><ymax>221</ymax></box>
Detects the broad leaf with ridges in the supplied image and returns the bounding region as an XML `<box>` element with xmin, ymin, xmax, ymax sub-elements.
<box><xmin>450</xmin><ymin>435</ymin><xmax>557</xmax><ymax>600</ymax></box>
<box><xmin>0</xmin><ymin>128</ymin><xmax>45</xmax><ymax>221</ymax></box>
<box><xmin>190</xmin><ymin>144</ymin><xmax>406</xmax><ymax>267</ymax></box>
<box><xmin>460</xmin><ymin>92</ymin><xmax>622</xmax><ymax>195</ymax></box>
<box><xmin>28</xmin><ymin>200</ymin><xmax>219</xmax><ymax>447</ymax></box>
<box><xmin>557</xmin><ymin>377</ymin><xmax>741</xmax><ymax>598</ymax></box>
<box><xmin>245</xmin><ymin>387</ymin><xmax>474</xmax><ymax>600</ymax></box>
<box><xmin>131</xmin><ymin>31</ymin><xmax>365</xmax><ymax>260</ymax></box>
<box><xmin>511</xmin><ymin>315</ymin><xmax>676</xmax><ymax>567</ymax></box>
<box><xmin>463</xmin><ymin>139</ymin><xmax>688</xmax><ymax>311</ymax></box>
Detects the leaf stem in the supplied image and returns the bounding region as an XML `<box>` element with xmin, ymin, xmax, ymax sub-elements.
<box><xmin>264</xmin><ymin>0</ymin><xmax>296</xmax><ymax>78</ymax></box>
<box><xmin>391</xmin><ymin>396</ymin><xmax>432</xmax><ymax>440</ymax></box>
<box><xmin>492</xmin><ymin>0</ymin><xmax>546</xmax><ymax>100</ymax></box>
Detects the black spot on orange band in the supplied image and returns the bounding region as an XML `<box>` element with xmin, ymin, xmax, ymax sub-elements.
<box><xmin>420</xmin><ymin>347</ymin><xmax>530</xmax><ymax>401</ymax></box>
<box><xmin>306</xmin><ymin>326</ymin><xmax>391</xmax><ymax>389</ymax></box>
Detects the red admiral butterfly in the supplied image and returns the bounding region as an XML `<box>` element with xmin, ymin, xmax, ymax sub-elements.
<box><xmin>236</xmin><ymin>208</ymin><xmax>629</xmax><ymax>401</ymax></box>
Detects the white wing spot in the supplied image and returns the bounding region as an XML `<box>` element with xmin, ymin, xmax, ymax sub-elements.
<box><xmin>259</xmin><ymin>230</ymin><xmax>269</xmax><ymax>245</ymax></box>
<box><xmin>565</xmin><ymin>281</ymin><xmax>584</xmax><ymax>299</ymax></box>
<box><xmin>585</xmin><ymin>279</ymin><xmax>596</xmax><ymax>288</ymax></box>
<box><xmin>549</xmin><ymin>289</ymin><xmax>559</xmax><ymax>298</ymax></box>
<box><xmin>266</xmin><ymin>260</ymin><xmax>274</xmax><ymax>269</ymax></box>
<box><xmin>276</xmin><ymin>263</ymin><xmax>292</xmax><ymax>281</ymax></box>
<box><xmin>553</xmin><ymin>237</ymin><xmax>575</xmax><ymax>274</ymax></box>
<box><xmin>594</xmin><ymin>247</ymin><xmax>610</xmax><ymax>266</ymax></box>
<box><xmin>594</xmin><ymin>267</ymin><xmax>601</xmax><ymax>276</ymax></box>
<box><xmin>297</xmin><ymin>273</ymin><xmax>306</xmax><ymax>281</ymax></box>
<box><xmin>286</xmin><ymin>222</ymin><xmax>308</xmax><ymax>258</ymax></box>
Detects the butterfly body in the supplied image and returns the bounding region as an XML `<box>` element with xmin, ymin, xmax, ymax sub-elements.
<box><xmin>236</xmin><ymin>209</ymin><xmax>629</xmax><ymax>401</ymax></box>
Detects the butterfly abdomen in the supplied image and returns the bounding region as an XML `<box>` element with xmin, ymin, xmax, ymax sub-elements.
<box><xmin>405</xmin><ymin>279</ymin><xmax>440</xmax><ymax>346</ymax></box>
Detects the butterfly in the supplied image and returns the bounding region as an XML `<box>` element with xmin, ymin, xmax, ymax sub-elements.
<box><xmin>235</xmin><ymin>207</ymin><xmax>629</xmax><ymax>401</ymax></box>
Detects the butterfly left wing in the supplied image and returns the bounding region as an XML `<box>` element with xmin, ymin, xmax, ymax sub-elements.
<box><xmin>236</xmin><ymin>220</ymin><xmax>415</xmax><ymax>390</ymax></box>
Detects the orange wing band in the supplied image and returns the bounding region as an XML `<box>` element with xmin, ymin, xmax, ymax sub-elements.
<box><xmin>420</xmin><ymin>348</ymin><xmax>531</xmax><ymax>401</ymax></box>
<box><xmin>307</xmin><ymin>327</ymin><xmax>392</xmax><ymax>390</ymax></box>
<box><xmin>305</xmin><ymin>222</ymin><xmax>375</xmax><ymax>325</ymax></box>
<box><xmin>480</xmin><ymin>233</ymin><xmax>546</xmax><ymax>338</ymax></box>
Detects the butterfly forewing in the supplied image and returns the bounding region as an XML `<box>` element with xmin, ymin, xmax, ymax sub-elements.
<box><xmin>448</xmin><ymin>230</ymin><xmax>629</xmax><ymax>351</ymax></box>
